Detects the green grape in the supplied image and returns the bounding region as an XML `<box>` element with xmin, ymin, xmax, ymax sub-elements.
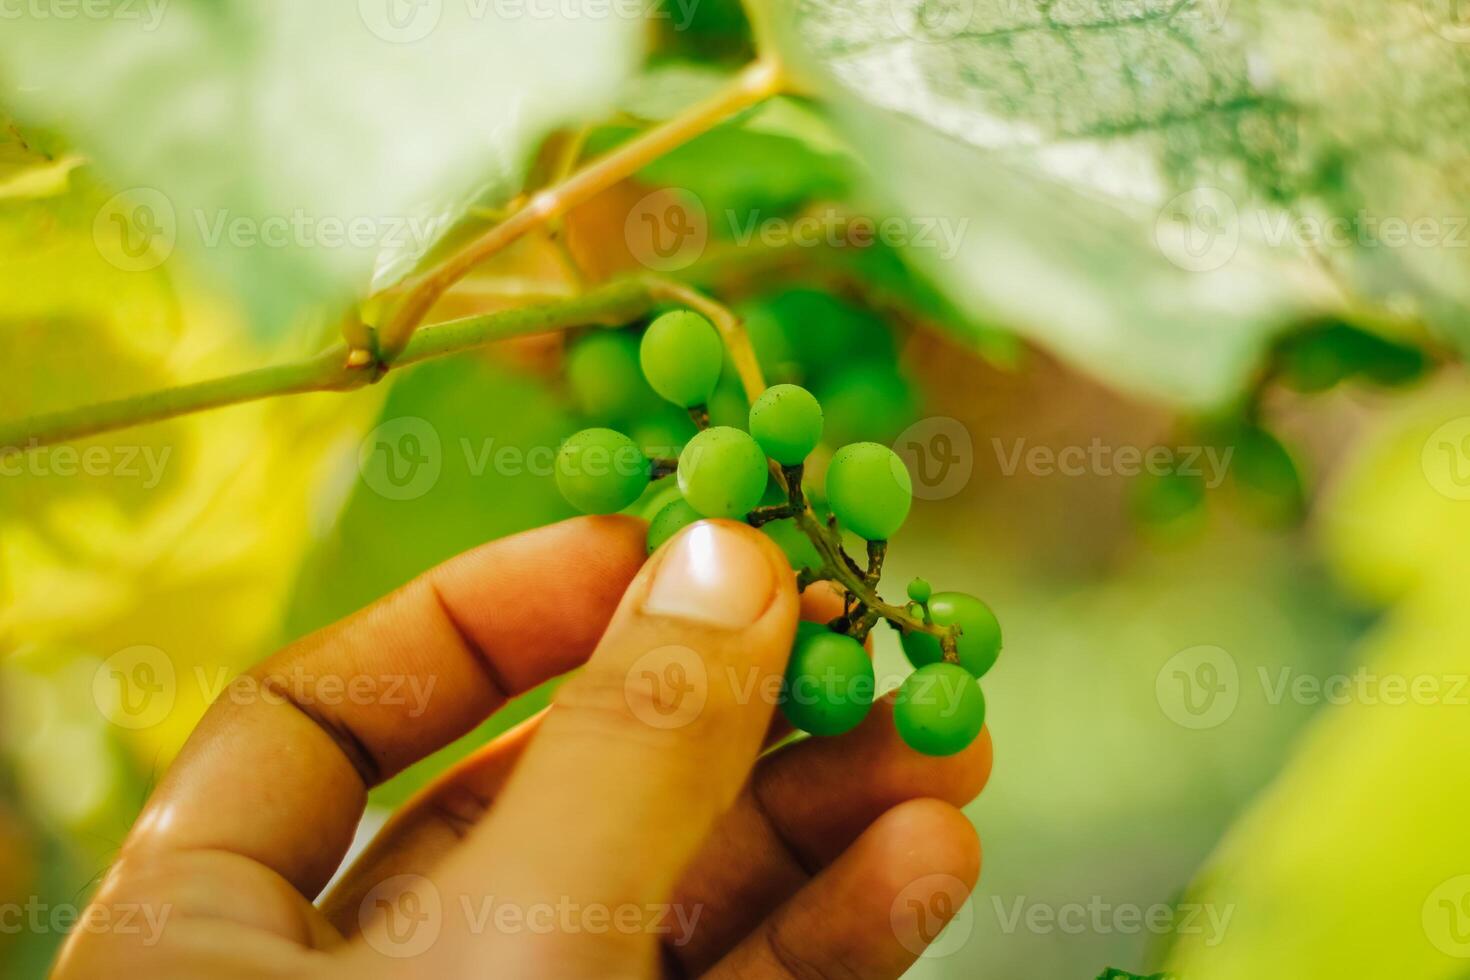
<box><xmin>565</xmin><ymin>330</ymin><xmax>657</xmax><ymax>422</ymax></box>
<box><xmin>795</xmin><ymin>618</ymin><xmax>830</xmax><ymax>644</ymax></box>
<box><xmin>555</xmin><ymin>428</ymin><xmax>649</xmax><ymax>514</ymax></box>
<box><xmin>899</xmin><ymin>592</ymin><xmax>1002</xmax><ymax>679</ymax></box>
<box><xmin>907</xmin><ymin>577</ymin><xmax>932</xmax><ymax>605</ymax></box>
<box><xmin>817</xmin><ymin>363</ymin><xmax>918</xmax><ymax>446</ymax></box>
<box><xmin>646</xmin><ymin>497</ymin><xmax>703</xmax><ymax>553</ymax></box>
<box><xmin>738</xmin><ymin>300</ymin><xmax>800</xmax><ymax>383</ymax></box>
<box><xmin>761</xmin><ymin>517</ymin><xmax>823</xmax><ymax>573</ymax></box>
<box><xmin>780</xmin><ymin>629</ymin><xmax>875</xmax><ymax>736</ymax></box>
<box><xmin>640</xmin><ymin>310</ymin><xmax>724</xmax><ymax>408</ymax></box>
<box><xmin>894</xmin><ymin>663</ymin><xmax>986</xmax><ymax>756</ymax></box>
<box><xmin>630</xmin><ymin>406</ymin><xmax>697</xmax><ymax>459</ymax></box>
<box><xmin>678</xmin><ymin>426</ymin><xmax>768</xmax><ymax>519</ymax></box>
<box><xmin>749</xmin><ymin>384</ymin><xmax>823</xmax><ymax>465</ymax></box>
<box><xmin>706</xmin><ymin>367</ymin><xmax>750</xmax><ymax>430</ymax></box>
<box><xmin>764</xmin><ymin>287</ymin><xmax>896</xmax><ymax>384</ymax></box>
<box><xmin>825</xmin><ymin>442</ymin><xmax>912</xmax><ymax>541</ymax></box>
<box><xmin>633</xmin><ymin>479</ymin><xmax>684</xmax><ymax>520</ymax></box>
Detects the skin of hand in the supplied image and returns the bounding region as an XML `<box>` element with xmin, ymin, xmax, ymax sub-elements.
<box><xmin>53</xmin><ymin>516</ymin><xmax>992</xmax><ymax>979</ymax></box>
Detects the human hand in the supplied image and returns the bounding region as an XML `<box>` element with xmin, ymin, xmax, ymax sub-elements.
<box><xmin>55</xmin><ymin>517</ymin><xmax>991</xmax><ymax>978</ymax></box>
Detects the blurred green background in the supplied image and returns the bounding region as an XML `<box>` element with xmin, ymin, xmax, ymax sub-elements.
<box><xmin>4</xmin><ymin>1</ymin><xmax>1470</xmax><ymax>977</ymax></box>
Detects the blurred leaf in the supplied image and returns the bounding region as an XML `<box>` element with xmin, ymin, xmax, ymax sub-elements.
<box><xmin>0</xmin><ymin>114</ymin><xmax>80</xmax><ymax>201</ymax></box>
<box><xmin>0</xmin><ymin>161</ymin><xmax>383</xmax><ymax>788</ymax></box>
<box><xmin>777</xmin><ymin>0</ymin><xmax>1470</xmax><ymax>406</ymax></box>
<box><xmin>0</xmin><ymin>2</ymin><xmax>643</xmax><ymax>334</ymax></box>
<box><xmin>1164</xmin><ymin>390</ymin><xmax>1470</xmax><ymax>977</ymax></box>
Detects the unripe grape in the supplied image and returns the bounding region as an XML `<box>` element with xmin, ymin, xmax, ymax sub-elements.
<box><xmin>894</xmin><ymin>663</ymin><xmax>985</xmax><ymax>756</ymax></box>
<box><xmin>554</xmin><ymin>428</ymin><xmax>649</xmax><ymax>514</ymax></box>
<box><xmin>781</xmin><ymin>629</ymin><xmax>875</xmax><ymax>736</ymax></box>
<box><xmin>749</xmin><ymin>384</ymin><xmax>823</xmax><ymax>465</ymax></box>
<box><xmin>640</xmin><ymin>310</ymin><xmax>724</xmax><ymax>408</ymax></box>
<box><xmin>761</xmin><ymin>518</ymin><xmax>823</xmax><ymax>573</ymax></box>
<box><xmin>817</xmin><ymin>363</ymin><xmax>917</xmax><ymax>446</ymax></box>
<box><xmin>825</xmin><ymin>442</ymin><xmax>912</xmax><ymax>540</ymax></box>
<box><xmin>630</xmin><ymin>479</ymin><xmax>682</xmax><ymax>521</ymax></box>
<box><xmin>899</xmin><ymin>591</ymin><xmax>1002</xmax><ymax>679</ymax></box>
<box><xmin>907</xmin><ymin>577</ymin><xmax>932</xmax><ymax>605</ymax></box>
<box><xmin>646</xmin><ymin>497</ymin><xmax>702</xmax><ymax>554</ymax></box>
<box><xmin>677</xmin><ymin>426</ymin><xmax>768</xmax><ymax>519</ymax></box>
<box><xmin>565</xmin><ymin>330</ymin><xmax>657</xmax><ymax>422</ymax></box>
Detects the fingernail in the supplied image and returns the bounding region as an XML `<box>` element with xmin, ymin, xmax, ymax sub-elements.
<box><xmin>642</xmin><ymin>522</ymin><xmax>774</xmax><ymax>629</ymax></box>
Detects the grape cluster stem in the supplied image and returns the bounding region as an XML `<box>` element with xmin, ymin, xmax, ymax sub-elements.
<box><xmin>758</xmin><ymin>467</ymin><xmax>952</xmax><ymax>652</ymax></box>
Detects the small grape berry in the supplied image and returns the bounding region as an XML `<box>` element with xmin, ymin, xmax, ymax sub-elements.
<box><xmin>554</xmin><ymin>428</ymin><xmax>649</xmax><ymax>514</ymax></box>
<box><xmin>677</xmin><ymin>426</ymin><xmax>768</xmax><ymax>519</ymax></box>
<box><xmin>749</xmin><ymin>384</ymin><xmax>823</xmax><ymax>466</ymax></box>
<box><xmin>781</xmin><ymin>628</ymin><xmax>875</xmax><ymax>736</ymax></box>
<box><xmin>894</xmin><ymin>662</ymin><xmax>985</xmax><ymax>756</ymax></box>
<box><xmin>641</xmin><ymin>310</ymin><xmax>724</xmax><ymax>408</ymax></box>
<box><xmin>646</xmin><ymin>497</ymin><xmax>702</xmax><ymax>553</ymax></box>
<box><xmin>825</xmin><ymin>441</ymin><xmax>912</xmax><ymax>541</ymax></box>
<box><xmin>900</xmin><ymin>591</ymin><xmax>1001</xmax><ymax>679</ymax></box>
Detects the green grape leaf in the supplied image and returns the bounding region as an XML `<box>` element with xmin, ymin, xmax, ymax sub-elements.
<box><xmin>0</xmin><ymin>2</ymin><xmax>642</xmax><ymax>336</ymax></box>
<box><xmin>776</xmin><ymin>0</ymin><xmax>1470</xmax><ymax>406</ymax></box>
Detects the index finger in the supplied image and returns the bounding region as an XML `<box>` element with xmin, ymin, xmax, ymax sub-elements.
<box><xmin>119</xmin><ymin>515</ymin><xmax>647</xmax><ymax>898</ymax></box>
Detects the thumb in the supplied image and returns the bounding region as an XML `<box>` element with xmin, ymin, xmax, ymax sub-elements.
<box><xmin>430</xmin><ymin>519</ymin><xmax>799</xmax><ymax>968</ymax></box>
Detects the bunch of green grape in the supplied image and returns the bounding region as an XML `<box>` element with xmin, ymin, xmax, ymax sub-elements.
<box><xmin>554</xmin><ymin>308</ymin><xmax>999</xmax><ymax>757</ymax></box>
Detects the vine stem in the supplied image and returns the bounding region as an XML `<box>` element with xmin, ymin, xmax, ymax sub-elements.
<box><xmin>790</xmin><ymin>506</ymin><xmax>951</xmax><ymax>642</ymax></box>
<box><xmin>375</xmin><ymin>58</ymin><xmax>786</xmax><ymax>363</ymax></box>
<box><xmin>0</xmin><ymin>278</ymin><xmax>657</xmax><ymax>451</ymax></box>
